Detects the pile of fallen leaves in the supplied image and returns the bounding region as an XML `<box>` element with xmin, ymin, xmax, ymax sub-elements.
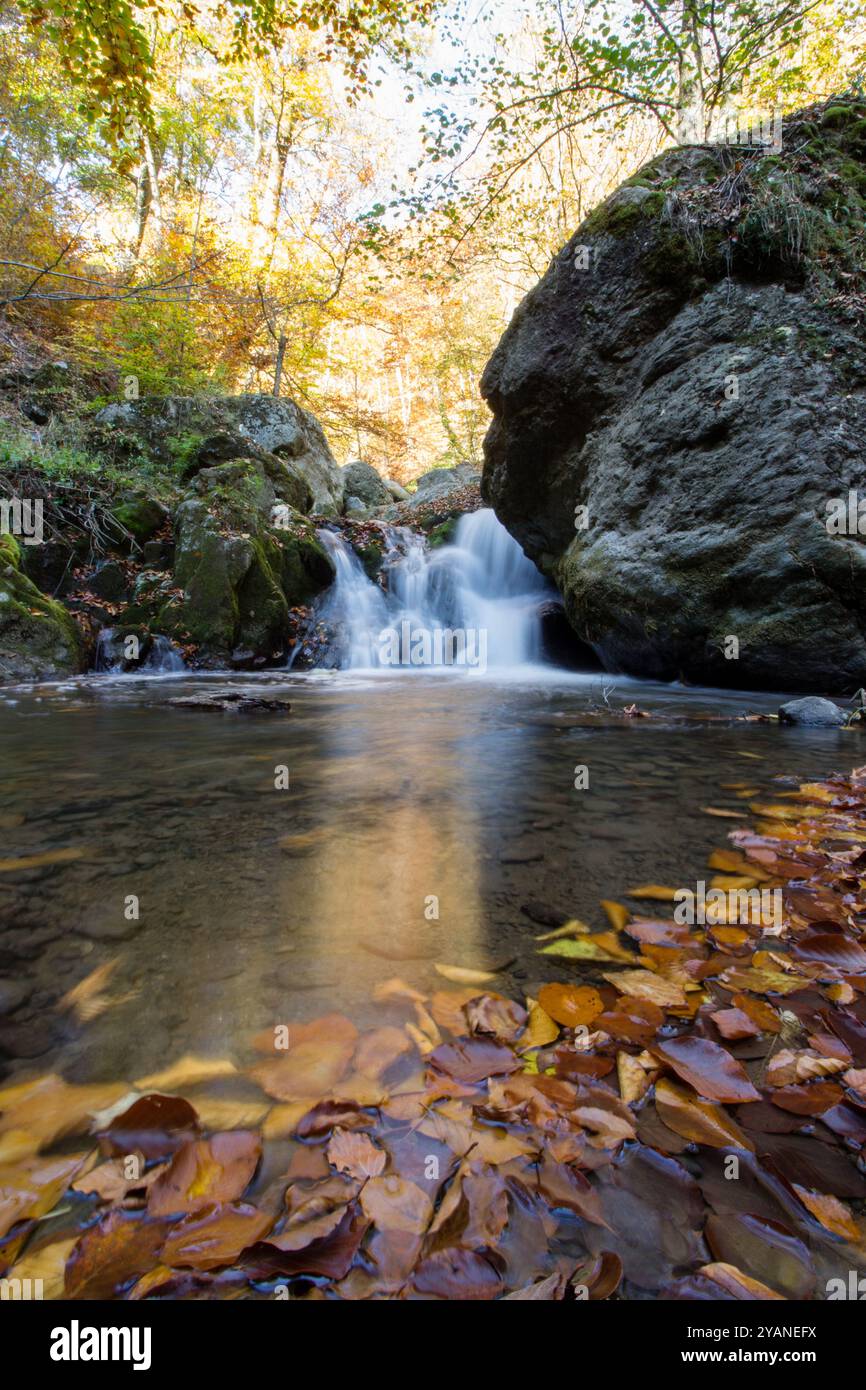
<box><xmin>3</xmin><ymin>764</ymin><xmax>866</xmax><ymax>1299</ymax></box>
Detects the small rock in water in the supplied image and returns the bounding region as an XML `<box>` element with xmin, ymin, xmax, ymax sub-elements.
<box><xmin>0</xmin><ymin>978</ymin><xmax>34</xmax><ymax>1015</ymax></box>
<box><xmin>168</xmin><ymin>691</ymin><xmax>291</xmax><ymax>714</ymax></box>
<box><xmin>520</xmin><ymin>900</ymin><xmax>570</xmax><ymax>928</ymax></box>
<box><xmin>778</xmin><ymin>697</ymin><xmax>848</xmax><ymax>727</ymax></box>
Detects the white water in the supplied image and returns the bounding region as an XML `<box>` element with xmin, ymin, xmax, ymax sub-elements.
<box><xmin>95</xmin><ymin>629</ymin><xmax>186</xmax><ymax>674</ymax></box>
<box><xmin>304</xmin><ymin>507</ymin><xmax>555</xmax><ymax>671</ymax></box>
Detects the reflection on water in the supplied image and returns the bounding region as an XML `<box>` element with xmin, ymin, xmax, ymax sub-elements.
<box><xmin>0</xmin><ymin>668</ymin><xmax>856</xmax><ymax>1086</ymax></box>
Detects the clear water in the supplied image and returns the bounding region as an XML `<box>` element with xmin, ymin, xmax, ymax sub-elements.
<box><xmin>0</xmin><ymin>666</ymin><xmax>857</xmax><ymax>1089</ymax></box>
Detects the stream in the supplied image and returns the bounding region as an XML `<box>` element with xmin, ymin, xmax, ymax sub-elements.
<box><xmin>0</xmin><ymin>664</ymin><xmax>855</xmax><ymax>1090</ymax></box>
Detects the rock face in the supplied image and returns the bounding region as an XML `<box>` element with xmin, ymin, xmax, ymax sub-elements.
<box><xmin>97</xmin><ymin>394</ymin><xmax>344</xmax><ymax>516</ymax></box>
<box><xmin>481</xmin><ymin>98</ymin><xmax>866</xmax><ymax>693</ymax></box>
<box><xmin>0</xmin><ymin>534</ymin><xmax>84</xmax><ymax>681</ymax></box>
<box><xmin>163</xmin><ymin>459</ymin><xmax>334</xmax><ymax>665</ymax></box>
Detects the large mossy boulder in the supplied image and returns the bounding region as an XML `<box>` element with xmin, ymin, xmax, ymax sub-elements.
<box><xmin>481</xmin><ymin>97</ymin><xmax>866</xmax><ymax>692</ymax></box>
<box><xmin>96</xmin><ymin>393</ymin><xmax>344</xmax><ymax>516</ymax></box>
<box><xmin>163</xmin><ymin>459</ymin><xmax>333</xmax><ymax>665</ymax></box>
<box><xmin>0</xmin><ymin>533</ymin><xmax>84</xmax><ymax>681</ymax></box>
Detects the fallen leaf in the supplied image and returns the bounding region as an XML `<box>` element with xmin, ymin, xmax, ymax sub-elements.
<box><xmin>327</xmin><ymin>1129</ymin><xmax>387</xmax><ymax>1179</ymax></box>
<box><xmin>434</xmin><ymin>963</ymin><xmax>497</xmax><ymax>985</ymax></box>
<box><xmin>537</xmin><ymin>984</ymin><xmax>604</xmax><ymax>1028</ymax></box>
<box><xmin>653</xmin><ymin>1037</ymin><xmax>762</xmax><ymax>1103</ymax></box>
<box><xmin>148</xmin><ymin>1132</ymin><xmax>261</xmax><ymax>1217</ymax></box>
<box><xmin>360</xmin><ymin>1174</ymin><xmax>433</xmax><ymax>1234</ymax></box>
<box><xmin>655</xmin><ymin>1077</ymin><xmax>754</xmax><ymax>1150</ymax></box>
<box><xmin>160</xmin><ymin>1201</ymin><xmax>272</xmax><ymax>1270</ymax></box>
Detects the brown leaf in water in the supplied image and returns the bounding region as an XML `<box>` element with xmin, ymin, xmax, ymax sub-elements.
<box><xmin>243</xmin><ymin>1201</ymin><xmax>369</xmax><ymax>1279</ymax></box>
<box><xmin>360</xmin><ymin>1174</ymin><xmax>433</xmax><ymax>1234</ymax></box>
<box><xmin>372</xmin><ymin>977</ymin><xmax>428</xmax><ymax>1005</ymax></box>
<box><xmin>617</xmin><ymin>1051</ymin><xmax>652</xmax><ymax>1104</ymax></box>
<box><xmin>429</xmin><ymin>1037</ymin><xmax>520</xmax><ymax>1085</ymax></box>
<box><xmin>0</xmin><ymin>1074</ymin><xmax>127</xmax><ymax>1150</ymax></box>
<box><xmin>700</xmin><ymin>1262</ymin><xmax>786</xmax><ymax>1300</ymax></box>
<box><xmin>465</xmin><ymin>994</ymin><xmax>527</xmax><ymax>1041</ymax></box>
<box><xmin>627</xmin><ymin>884</ymin><xmax>678</xmax><ymax>901</ymax></box>
<box><xmin>732</xmin><ymin>993</ymin><xmax>781</xmax><ymax>1034</ymax></box>
<box><xmin>0</xmin><ymin>1153</ymin><xmax>89</xmax><ymax>1239</ymax></box>
<box><xmin>353</xmin><ymin>1027</ymin><xmax>411</xmax><ymax>1079</ymax></box>
<box><xmin>503</xmin><ymin>1272</ymin><xmax>566</xmax><ymax>1300</ymax></box>
<box><xmin>72</xmin><ymin>1156</ymin><xmax>165</xmax><ymax>1206</ymax></box>
<box><xmin>295</xmin><ymin>1100</ymin><xmax>370</xmax><ymax>1140</ymax></box>
<box><xmin>704</xmin><ymin>1212</ymin><xmax>815</xmax><ymax>1299</ymax></box>
<box><xmin>434</xmin><ymin>963</ymin><xmax>498</xmax><ymax>985</ymax></box>
<box><xmin>100</xmin><ymin>1093</ymin><xmax>199</xmax><ymax>1160</ymax></box>
<box><xmin>711</xmin><ymin>1007</ymin><xmax>761</xmax><ymax>1040</ymax></box>
<box><xmin>430</xmin><ymin>988</ymin><xmax>483</xmax><ymax>1034</ymax></box>
<box><xmin>770</xmin><ymin>1081</ymin><xmax>844</xmax><ymax>1115</ymax></box>
<box><xmin>327</xmin><ymin>1129</ymin><xmax>387</xmax><ymax>1179</ymax></box>
<box><xmin>598</xmin><ymin>997</ymin><xmax>665</xmax><ymax>1046</ymax></box>
<box><xmin>410</xmin><ymin>1247</ymin><xmax>504</xmax><ymax>1299</ymax></box>
<box><xmin>537</xmin><ymin>984</ymin><xmax>604</xmax><ymax>1028</ymax></box>
<box><xmin>249</xmin><ymin>1030</ymin><xmax>356</xmax><ymax>1102</ymax></box>
<box><xmin>536</xmin><ymin>1154</ymin><xmax>609</xmax><ymax>1226</ymax></box>
<box><xmin>134</xmin><ymin>1055</ymin><xmax>238</xmax><ymax>1090</ymax></box>
<box><xmin>603</xmin><ymin>969</ymin><xmax>687</xmax><ymax>1009</ymax></box>
<box><xmin>60</xmin><ymin>959</ymin><xmax>126</xmax><ymax>1023</ymax></box>
<box><xmin>148</xmin><ymin>1132</ymin><xmax>261</xmax><ymax>1217</ymax></box>
<box><xmin>7</xmin><ymin>1236</ymin><xmax>77</xmax><ymax>1300</ymax></box>
<box><xmin>791</xmin><ymin>1186</ymin><xmax>861</xmax><ymax>1241</ymax></box>
<box><xmin>654</xmin><ymin>1078</ymin><xmax>754</xmax><ymax>1151</ymax></box>
<box><xmin>0</xmin><ymin>846</ymin><xmax>86</xmax><ymax>872</ymax></box>
<box><xmin>520</xmin><ymin>997</ymin><xmax>560</xmax><ymax>1050</ymax></box>
<box><xmin>65</xmin><ymin>1210</ymin><xmax>171</xmax><ymax>1299</ymax></box>
<box><xmin>161</xmin><ymin>1201</ymin><xmax>273</xmax><ymax>1270</ymax></box>
<box><xmin>653</xmin><ymin>1037</ymin><xmax>762</xmax><ymax>1103</ymax></box>
<box><xmin>600</xmin><ymin>900</ymin><xmax>631</xmax><ymax>931</ymax></box>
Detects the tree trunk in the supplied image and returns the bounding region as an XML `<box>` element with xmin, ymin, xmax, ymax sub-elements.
<box><xmin>273</xmin><ymin>333</ymin><xmax>287</xmax><ymax>397</ymax></box>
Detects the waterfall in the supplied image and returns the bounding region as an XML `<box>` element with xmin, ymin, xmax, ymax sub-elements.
<box><xmin>95</xmin><ymin>630</ymin><xmax>186</xmax><ymax>674</ymax></box>
<box><xmin>300</xmin><ymin>508</ymin><xmax>556</xmax><ymax>672</ymax></box>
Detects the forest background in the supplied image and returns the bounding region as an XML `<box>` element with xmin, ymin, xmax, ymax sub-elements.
<box><xmin>1</xmin><ymin>0</ymin><xmax>865</xmax><ymax>482</ymax></box>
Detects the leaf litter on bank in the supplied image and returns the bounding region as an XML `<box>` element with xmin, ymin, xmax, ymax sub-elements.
<box><xmin>4</xmin><ymin>764</ymin><xmax>866</xmax><ymax>1296</ymax></box>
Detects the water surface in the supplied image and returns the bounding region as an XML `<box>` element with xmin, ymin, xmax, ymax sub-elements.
<box><xmin>0</xmin><ymin>668</ymin><xmax>857</xmax><ymax>1087</ymax></box>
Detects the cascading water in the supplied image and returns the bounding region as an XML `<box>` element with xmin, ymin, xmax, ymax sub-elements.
<box><xmin>299</xmin><ymin>507</ymin><xmax>556</xmax><ymax>672</ymax></box>
<box><xmin>95</xmin><ymin>629</ymin><xmax>186</xmax><ymax>674</ymax></box>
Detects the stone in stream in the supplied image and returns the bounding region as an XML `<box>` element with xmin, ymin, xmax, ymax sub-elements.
<box><xmin>778</xmin><ymin>696</ymin><xmax>848</xmax><ymax>727</ymax></box>
<box><xmin>0</xmin><ymin>977</ymin><xmax>34</xmax><ymax>1015</ymax></box>
<box><xmin>168</xmin><ymin>691</ymin><xmax>291</xmax><ymax>713</ymax></box>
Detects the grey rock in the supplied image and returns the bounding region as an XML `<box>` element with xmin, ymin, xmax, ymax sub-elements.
<box><xmin>778</xmin><ymin>696</ymin><xmax>848</xmax><ymax>726</ymax></box>
<box><xmin>0</xmin><ymin>978</ymin><xmax>33</xmax><ymax>1015</ymax></box>
<box><xmin>344</xmin><ymin>495</ymin><xmax>370</xmax><ymax>516</ymax></box>
<box><xmin>97</xmin><ymin>393</ymin><xmax>344</xmax><ymax>516</ymax></box>
<box><xmin>383</xmin><ymin>477</ymin><xmax>411</xmax><ymax>501</ymax></box>
<box><xmin>412</xmin><ymin>463</ymin><xmax>481</xmax><ymax>503</ymax></box>
<box><xmin>480</xmin><ymin>125</ymin><xmax>866</xmax><ymax>692</ymax></box>
<box><xmin>168</xmin><ymin>690</ymin><xmax>292</xmax><ymax>713</ymax></box>
<box><xmin>87</xmin><ymin>560</ymin><xmax>131</xmax><ymax>603</ymax></box>
<box><xmin>341</xmin><ymin>459</ymin><xmax>392</xmax><ymax>508</ymax></box>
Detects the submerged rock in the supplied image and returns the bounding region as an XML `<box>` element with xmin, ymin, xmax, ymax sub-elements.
<box><xmin>168</xmin><ymin>691</ymin><xmax>292</xmax><ymax>713</ymax></box>
<box><xmin>778</xmin><ymin>696</ymin><xmax>848</xmax><ymax>726</ymax></box>
<box><xmin>481</xmin><ymin>97</ymin><xmax>866</xmax><ymax>692</ymax></box>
